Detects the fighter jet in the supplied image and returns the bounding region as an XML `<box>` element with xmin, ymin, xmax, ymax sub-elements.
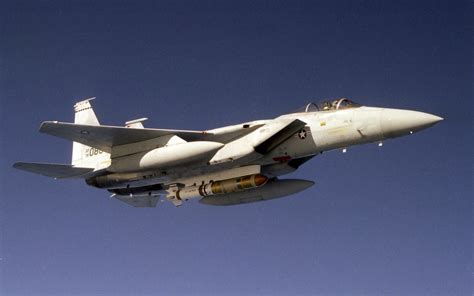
<box><xmin>13</xmin><ymin>98</ymin><xmax>443</xmax><ymax>207</ymax></box>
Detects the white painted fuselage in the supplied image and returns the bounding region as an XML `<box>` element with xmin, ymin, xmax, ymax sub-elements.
<box><xmin>97</xmin><ymin>105</ymin><xmax>442</xmax><ymax>191</ymax></box>
<box><xmin>14</xmin><ymin>98</ymin><xmax>443</xmax><ymax>207</ymax></box>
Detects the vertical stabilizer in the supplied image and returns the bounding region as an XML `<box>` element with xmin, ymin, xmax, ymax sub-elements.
<box><xmin>72</xmin><ymin>98</ymin><xmax>110</xmax><ymax>168</ymax></box>
<box><xmin>74</xmin><ymin>98</ymin><xmax>100</xmax><ymax>125</ymax></box>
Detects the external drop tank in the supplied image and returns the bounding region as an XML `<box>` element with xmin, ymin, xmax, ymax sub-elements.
<box><xmin>109</xmin><ymin>141</ymin><xmax>224</xmax><ymax>173</ymax></box>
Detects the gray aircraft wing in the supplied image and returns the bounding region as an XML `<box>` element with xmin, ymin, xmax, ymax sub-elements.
<box><xmin>39</xmin><ymin>121</ymin><xmax>210</xmax><ymax>153</ymax></box>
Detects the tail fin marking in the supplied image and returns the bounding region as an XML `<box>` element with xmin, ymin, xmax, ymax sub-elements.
<box><xmin>71</xmin><ymin>98</ymin><xmax>110</xmax><ymax>168</ymax></box>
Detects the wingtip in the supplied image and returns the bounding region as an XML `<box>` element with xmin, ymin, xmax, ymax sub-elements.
<box><xmin>38</xmin><ymin>121</ymin><xmax>59</xmax><ymax>132</ymax></box>
<box><xmin>38</xmin><ymin>122</ymin><xmax>47</xmax><ymax>132</ymax></box>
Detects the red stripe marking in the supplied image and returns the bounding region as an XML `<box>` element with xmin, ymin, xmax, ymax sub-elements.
<box><xmin>272</xmin><ymin>156</ymin><xmax>292</xmax><ymax>163</ymax></box>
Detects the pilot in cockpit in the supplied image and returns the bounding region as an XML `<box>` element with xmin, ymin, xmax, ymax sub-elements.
<box><xmin>322</xmin><ymin>102</ymin><xmax>331</xmax><ymax>111</ymax></box>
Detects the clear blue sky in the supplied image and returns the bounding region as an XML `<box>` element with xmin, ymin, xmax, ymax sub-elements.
<box><xmin>1</xmin><ymin>1</ymin><xmax>471</xmax><ymax>295</ymax></box>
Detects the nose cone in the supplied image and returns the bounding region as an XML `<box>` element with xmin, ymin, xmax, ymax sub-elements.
<box><xmin>381</xmin><ymin>109</ymin><xmax>443</xmax><ymax>138</ymax></box>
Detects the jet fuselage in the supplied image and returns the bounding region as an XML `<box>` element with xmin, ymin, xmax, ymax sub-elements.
<box><xmin>14</xmin><ymin>98</ymin><xmax>443</xmax><ymax>207</ymax></box>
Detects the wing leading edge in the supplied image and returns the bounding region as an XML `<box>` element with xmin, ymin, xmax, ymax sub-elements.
<box><xmin>39</xmin><ymin>121</ymin><xmax>210</xmax><ymax>152</ymax></box>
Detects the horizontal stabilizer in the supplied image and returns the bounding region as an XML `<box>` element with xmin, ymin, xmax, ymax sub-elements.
<box><xmin>114</xmin><ymin>195</ymin><xmax>160</xmax><ymax>208</ymax></box>
<box><xmin>13</xmin><ymin>162</ymin><xmax>94</xmax><ymax>179</ymax></box>
<box><xmin>39</xmin><ymin>121</ymin><xmax>209</xmax><ymax>153</ymax></box>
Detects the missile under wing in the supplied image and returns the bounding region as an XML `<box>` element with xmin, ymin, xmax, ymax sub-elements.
<box><xmin>199</xmin><ymin>178</ymin><xmax>315</xmax><ymax>206</ymax></box>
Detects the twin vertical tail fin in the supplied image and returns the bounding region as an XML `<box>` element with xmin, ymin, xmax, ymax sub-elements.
<box><xmin>72</xmin><ymin>98</ymin><xmax>110</xmax><ymax>168</ymax></box>
<box><xmin>13</xmin><ymin>98</ymin><xmax>110</xmax><ymax>178</ymax></box>
<box><xmin>73</xmin><ymin>98</ymin><xmax>100</xmax><ymax>125</ymax></box>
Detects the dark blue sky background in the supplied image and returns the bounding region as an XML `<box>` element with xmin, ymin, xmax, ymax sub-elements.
<box><xmin>1</xmin><ymin>1</ymin><xmax>472</xmax><ymax>295</ymax></box>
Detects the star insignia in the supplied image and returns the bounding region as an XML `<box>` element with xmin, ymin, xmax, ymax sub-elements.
<box><xmin>298</xmin><ymin>129</ymin><xmax>307</xmax><ymax>139</ymax></box>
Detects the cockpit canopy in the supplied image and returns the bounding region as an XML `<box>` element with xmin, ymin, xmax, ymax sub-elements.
<box><xmin>294</xmin><ymin>98</ymin><xmax>361</xmax><ymax>113</ymax></box>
